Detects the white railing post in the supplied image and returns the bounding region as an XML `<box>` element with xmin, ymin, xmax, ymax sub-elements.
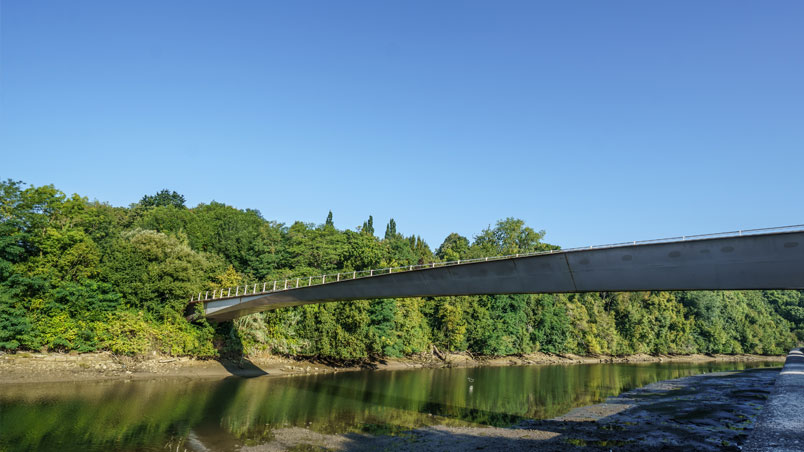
<box><xmin>284</xmin><ymin>280</ymin><xmax>287</xmax><ymax>290</ymax></box>
<box><xmin>296</xmin><ymin>278</ymin><xmax>299</xmax><ymax>288</ymax></box>
<box><xmin>353</xmin><ymin>271</ymin><xmax>356</xmax><ymax>278</ymax></box>
<box><xmin>322</xmin><ymin>275</ymin><xmax>325</xmax><ymax>283</ymax></box>
<box><xmin>227</xmin><ymin>288</ymin><xmax>231</xmax><ymax>297</ymax></box>
<box><xmin>370</xmin><ymin>269</ymin><xmax>373</xmax><ymax>276</ymax></box>
<box><xmin>263</xmin><ymin>282</ymin><xmax>266</xmax><ymax>292</ymax></box>
<box><xmin>309</xmin><ymin>276</ymin><xmax>312</xmax><ymax>285</ymax></box>
<box><xmin>273</xmin><ymin>281</ymin><xmax>277</xmax><ymax>291</ymax></box>
<box><xmin>337</xmin><ymin>273</ymin><xmax>340</xmax><ymax>281</ymax></box>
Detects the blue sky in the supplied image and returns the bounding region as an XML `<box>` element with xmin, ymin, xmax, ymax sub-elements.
<box><xmin>1</xmin><ymin>1</ymin><xmax>802</xmax><ymax>249</ymax></box>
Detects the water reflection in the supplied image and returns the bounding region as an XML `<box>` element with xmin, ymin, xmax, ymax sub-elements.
<box><xmin>0</xmin><ymin>361</ymin><xmax>779</xmax><ymax>452</ymax></box>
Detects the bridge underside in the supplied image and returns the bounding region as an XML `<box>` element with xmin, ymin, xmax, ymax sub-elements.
<box><xmin>200</xmin><ymin>231</ymin><xmax>804</xmax><ymax>321</ymax></box>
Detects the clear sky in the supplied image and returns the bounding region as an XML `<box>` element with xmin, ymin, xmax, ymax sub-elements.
<box><xmin>1</xmin><ymin>1</ymin><xmax>802</xmax><ymax>249</ymax></box>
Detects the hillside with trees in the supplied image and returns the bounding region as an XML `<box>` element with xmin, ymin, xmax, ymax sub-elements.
<box><xmin>0</xmin><ymin>180</ymin><xmax>800</xmax><ymax>359</ymax></box>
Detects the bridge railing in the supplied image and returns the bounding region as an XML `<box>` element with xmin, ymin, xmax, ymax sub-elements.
<box><xmin>189</xmin><ymin>224</ymin><xmax>804</xmax><ymax>303</ymax></box>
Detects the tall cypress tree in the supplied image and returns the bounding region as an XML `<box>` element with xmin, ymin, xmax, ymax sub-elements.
<box><xmin>385</xmin><ymin>218</ymin><xmax>397</xmax><ymax>240</ymax></box>
<box><xmin>362</xmin><ymin>215</ymin><xmax>374</xmax><ymax>236</ymax></box>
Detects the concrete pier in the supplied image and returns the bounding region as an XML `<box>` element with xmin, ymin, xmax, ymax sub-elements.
<box><xmin>744</xmin><ymin>348</ymin><xmax>804</xmax><ymax>451</ymax></box>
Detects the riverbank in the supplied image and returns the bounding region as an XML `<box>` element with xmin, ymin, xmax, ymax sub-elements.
<box><xmin>0</xmin><ymin>349</ymin><xmax>785</xmax><ymax>384</ymax></box>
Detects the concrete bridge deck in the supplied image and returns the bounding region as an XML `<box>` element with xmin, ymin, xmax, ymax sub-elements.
<box><xmin>191</xmin><ymin>227</ymin><xmax>804</xmax><ymax>321</ymax></box>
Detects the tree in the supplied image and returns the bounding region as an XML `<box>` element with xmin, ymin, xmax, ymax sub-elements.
<box><xmin>432</xmin><ymin>296</ymin><xmax>470</xmax><ymax>351</ymax></box>
<box><xmin>185</xmin><ymin>202</ymin><xmax>282</xmax><ymax>278</ymax></box>
<box><xmin>471</xmin><ymin>217</ymin><xmax>554</xmax><ymax>257</ymax></box>
<box><xmin>285</xmin><ymin>221</ymin><xmax>345</xmax><ymax>272</ymax></box>
<box><xmin>764</xmin><ymin>290</ymin><xmax>804</xmax><ymax>340</ymax></box>
<box><xmin>384</xmin><ymin>218</ymin><xmax>397</xmax><ymax>240</ymax></box>
<box><xmin>0</xmin><ymin>180</ymin><xmax>29</xmax><ymax>282</ymax></box>
<box><xmin>102</xmin><ymin>229</ymin><xmax>217</xmax><ymax>315</ymax></box>
<box><xmin>436</xmin><ymin>233</ymin><xmax>470</xmax><ymax>261</ymax></box>
<box><xmin>0</xmin><ymin>288</ymin><xmax>31</xmax><ymax>350</ymax></box>
<box><xmin>361</xmin><ymin>215</ymin><xmax>374</xmax><ymax>236</ymax></box>
<box><xmin>341</xmin><ymin>230</ymin><xmax>384</xmax><ymax>270</ymax></box>
<box><xmin>529</xmin><ymin>294</ymin><xmax>571</xmax><ymax>353</ymax></box>
<box><xmin>139</xmin><ymin>189</ymin><xmax>186</xmax><ymax>209</ymax></box>
<box><xmin>368</xmin><ymin>299</ymin><xmax>397</xmax><ymax>356</ymax></box>
<box><xmin>468</xmin><ymin>295</ymin><xmax>532</xmax><ymax>355</ymax></box>
<box><xmin>325</xmin><ymin>211</ymin><xmax>334</xmax><ymax>228</ymax></box>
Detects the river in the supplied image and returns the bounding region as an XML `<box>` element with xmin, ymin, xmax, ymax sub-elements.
<box><xmin>0</xmin><ymin>360</ymin><xmax>779</xmax><ymax>451</ymax></box>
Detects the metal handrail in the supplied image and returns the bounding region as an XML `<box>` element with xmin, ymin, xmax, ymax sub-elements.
<box><xmin>189</xmin><ymin>224</ymin><xmax>804</xmax><ymax>303</ymax></box>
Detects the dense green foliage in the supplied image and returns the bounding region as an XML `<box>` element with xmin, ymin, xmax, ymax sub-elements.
<box><xmin>0</xmin><ymin>179</ymin><xmax>800</xmax><ymax>358</ymax></box>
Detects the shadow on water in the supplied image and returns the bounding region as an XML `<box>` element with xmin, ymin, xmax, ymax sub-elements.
<box><xmin>214</xmin><ymin>321</ymin><xmax>267</xmax><ymax>378</ymax></box>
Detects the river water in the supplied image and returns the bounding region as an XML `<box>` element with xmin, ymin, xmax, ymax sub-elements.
<box><xmin>0</xmin><ymin>361</ymin><xmax>779</xmax><ymax>451</ymax></box>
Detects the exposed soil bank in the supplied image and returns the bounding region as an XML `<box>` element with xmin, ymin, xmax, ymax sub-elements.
<box><xmin>0</xmin><ymin>349</ymin><xmax>785</xmax><ymax>385</ymax></box>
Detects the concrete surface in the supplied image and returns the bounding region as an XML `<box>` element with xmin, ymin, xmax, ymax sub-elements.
<box><xmin>202</xmin><ymin>230</ymin><xmax>804</xmax><ymax>320</ymax></box>
<box><xmin>744</xmin><ymin>348</ymin><xmax>804</xmax><ymax>452</ymax></box>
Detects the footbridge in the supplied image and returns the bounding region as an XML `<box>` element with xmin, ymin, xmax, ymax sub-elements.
<box><xmin>190</xmin><ymin>226</ymin><xmax>804</xmax><ymax>321</ymax></box>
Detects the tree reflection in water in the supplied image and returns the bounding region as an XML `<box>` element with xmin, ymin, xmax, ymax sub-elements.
<box><xmin>0</xmin><ymin>361</ymin><xmax>777</xmax><ymax>452</ymax></box>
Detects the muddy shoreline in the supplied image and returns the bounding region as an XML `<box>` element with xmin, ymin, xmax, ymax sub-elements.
<box><xmin>0</xmin><ymin>350</ymin><xmax>785</xmax><ymax>385</ymax></box>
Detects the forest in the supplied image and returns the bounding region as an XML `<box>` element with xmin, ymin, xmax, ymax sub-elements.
<box><xmin>1</xmin><ymin>179</ymin><xmax>802</xmax><ymax>359</ymax></box>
